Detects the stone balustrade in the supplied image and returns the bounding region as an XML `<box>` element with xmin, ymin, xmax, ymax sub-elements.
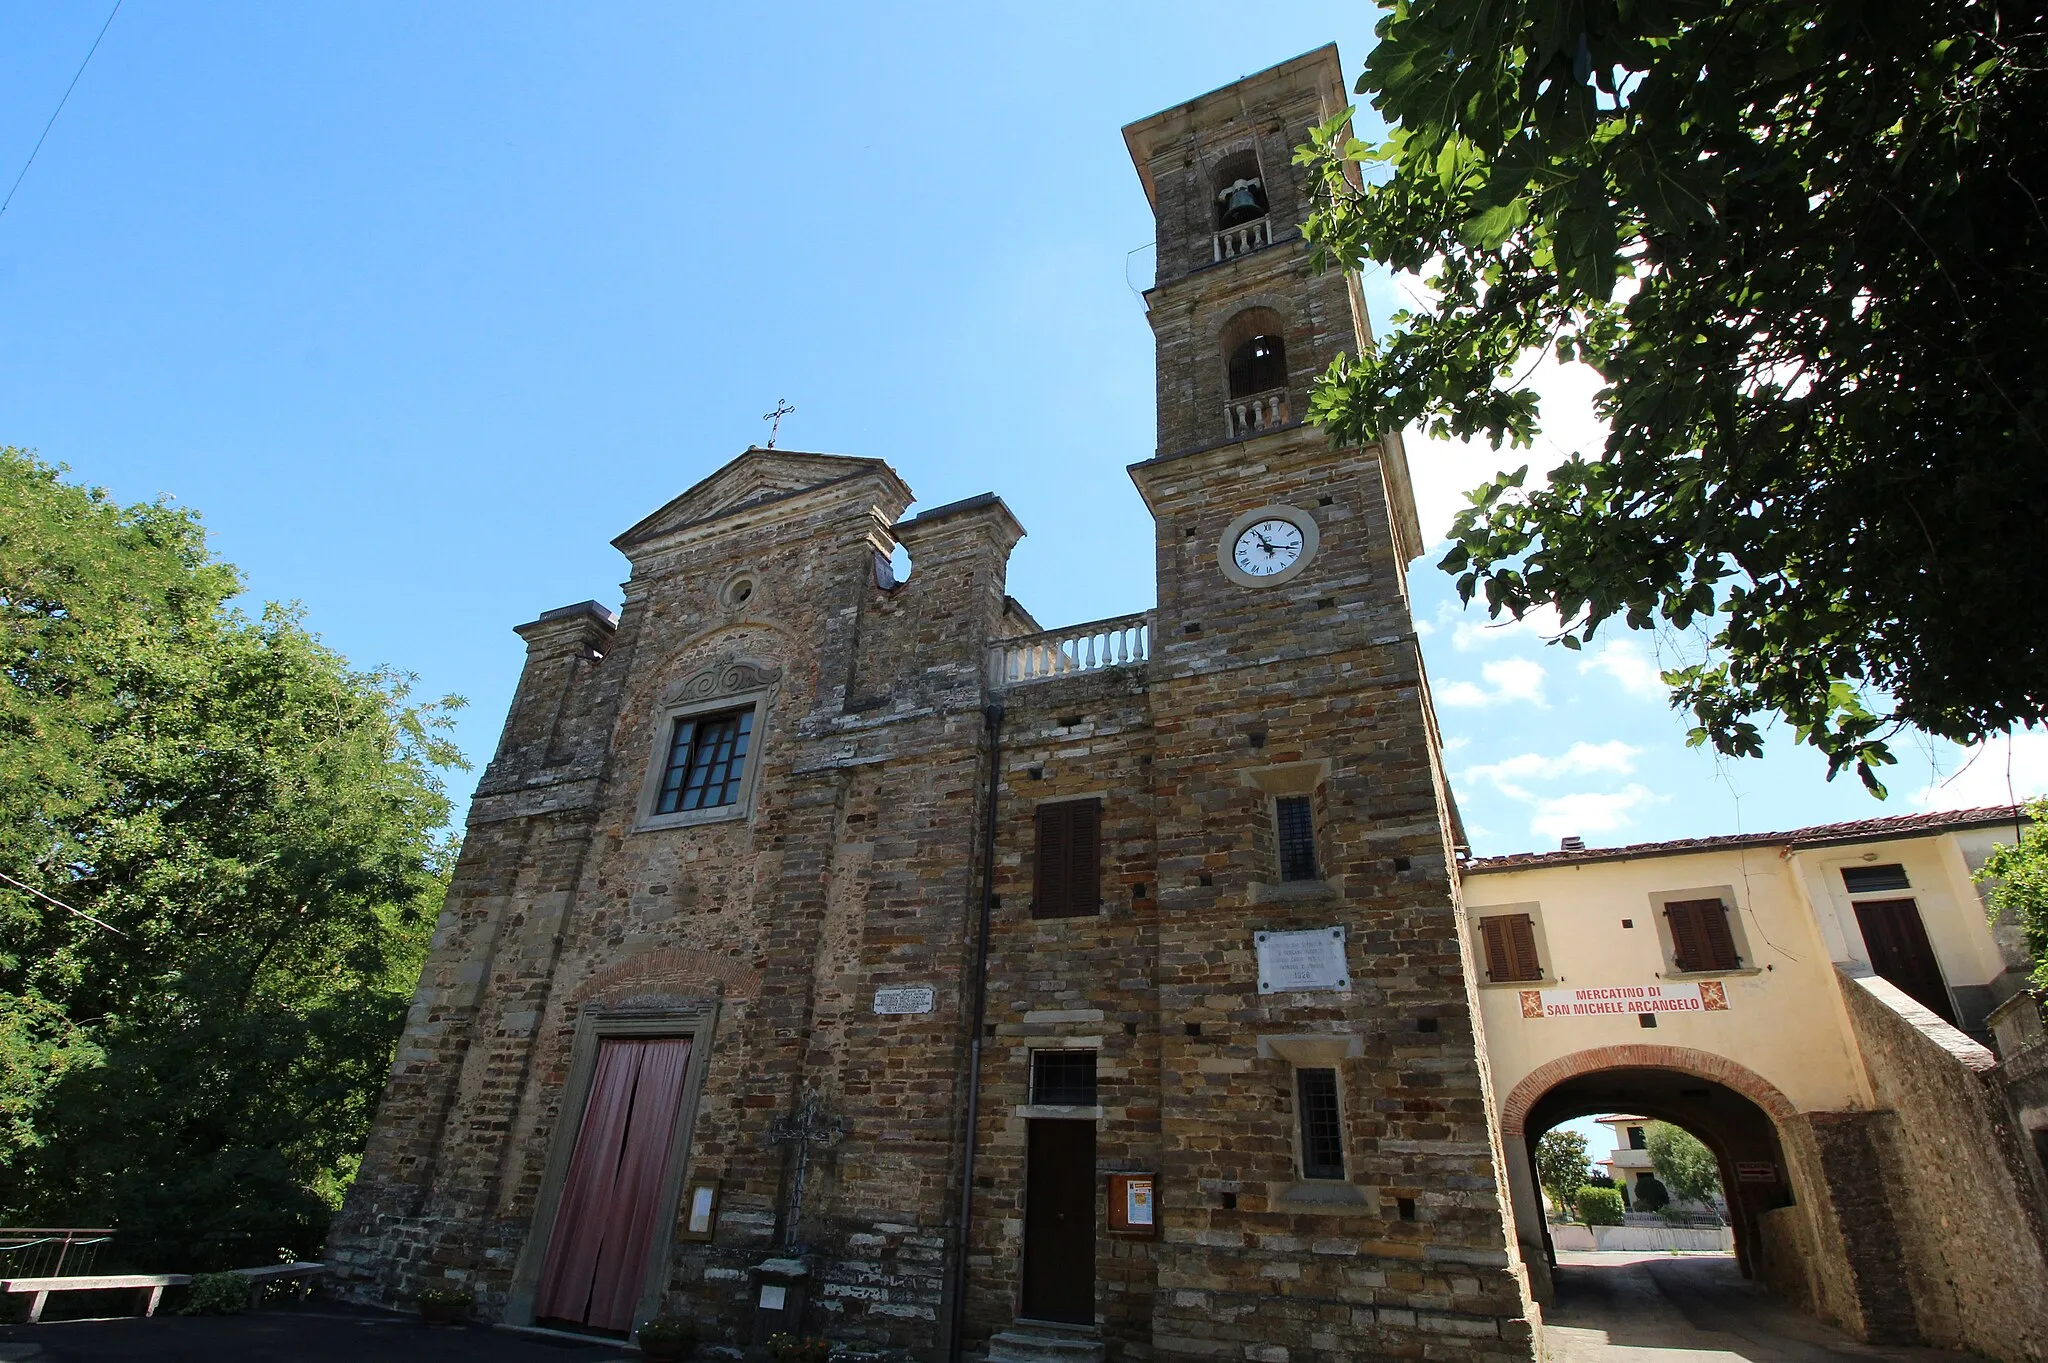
<box><xmin>991</xmin><ymin>613</ymin><xmax>1151</xmax><ymax>687</ymax></box>
<box><xmin>1213</xmin><ymin>217</ymin><xmax>1272</xmax><ymax>261</ymax></box>
<box><xmin>1224</xmin><ymin>387</ymin><xmax>1289</xmax><ymax>439</ymax></box>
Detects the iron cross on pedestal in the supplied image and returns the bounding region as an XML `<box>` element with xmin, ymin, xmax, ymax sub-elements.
<box><xmin>767</xmin><ymin>1090</ymin><xmax>842</xmax><ymax>1250</ymax></box>
<box><xmin>761</xmin><ymin>398</ymin><xmax>796</xmax><ymax>449</ymax></box>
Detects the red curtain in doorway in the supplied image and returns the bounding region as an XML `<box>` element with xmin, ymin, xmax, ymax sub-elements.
<box><xmin>534</xmin><ymin>1036</ymin><xmax>694</xmax><ymax>1332</ymax></box>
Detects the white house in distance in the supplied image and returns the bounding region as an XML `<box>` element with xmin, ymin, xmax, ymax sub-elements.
<box><xmin>1590</xmin><ymin>1113</ymin><xmax>1721</xmax><ymax>1215</ymax></box>
<box><xmin>1592</xmin><ymin>1114</ymin><xmax>1655</xmax><ymax>1202</ymax></box>
<box><xmin>1456</xmin><ymin>805</ymin><xmax>2048</xmax><ymax>1356</ymax></box>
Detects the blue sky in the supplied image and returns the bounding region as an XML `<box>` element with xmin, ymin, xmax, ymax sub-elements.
<box><xmin>4</xmin><ymin>3</ymin><xmax>2039</xmax><ymax>859</ymax></box>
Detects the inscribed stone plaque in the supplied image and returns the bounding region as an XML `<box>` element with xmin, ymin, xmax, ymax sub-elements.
<box><xmin>872</xmin><ymin>985</ymin><xmax>936</xmax><ymax>1015</ymax></box>
<box><xmin>1255</xmin><ymin>927</ymin><xmax>1348</xmax><ymax>994</ymax></box>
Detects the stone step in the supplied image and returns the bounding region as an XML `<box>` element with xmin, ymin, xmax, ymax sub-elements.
<box><xmin>986</xmin><ymin>1323</ymin><xmax>1106</xmax><ymax>1363</ymax></box>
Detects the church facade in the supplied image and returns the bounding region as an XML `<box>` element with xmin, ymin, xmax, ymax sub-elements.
<box><xmin>330</xmin><ymin>47</ymin><xmax>1539</xmax><ymax>1363</ymax></box>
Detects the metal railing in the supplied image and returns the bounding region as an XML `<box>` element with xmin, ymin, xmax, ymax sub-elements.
<box><xmin>1213</xmin><ymin>217</ymin><xmax>1273</xmax><ymax>261</ymax></box>
<box><xmin>0</xmin><ymin>1228</ymin><xmax>115</xmax><ymax>1279</ymax></box>
<box><xmin>1225</xmin><ymin>387</ymin><xmax>1290</xmax><ymax>439</ymax></box>
<box><xmin>991</xmin><ymin>613</ymin><xmax>1151</xmax><ymax>687</ymax></box>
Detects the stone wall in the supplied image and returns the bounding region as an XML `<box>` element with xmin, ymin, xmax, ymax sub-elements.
<box><xmin>1836</xmin><ymin>965</ymin><xmax>2048</xmax><ymax>1361</ymax></box>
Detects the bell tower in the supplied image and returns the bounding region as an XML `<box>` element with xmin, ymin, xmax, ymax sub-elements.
<box><xmin>1120</xmin><ymin>46</ymin><xmax>1538</xmax><ymax>1363</ymax></box>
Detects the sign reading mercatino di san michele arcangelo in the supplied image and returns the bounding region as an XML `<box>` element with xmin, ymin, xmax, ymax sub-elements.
<box><xmin>1519</xmin><ymin>981</ymin><xmax>1731</xmax><ymax>1020</ymax></box>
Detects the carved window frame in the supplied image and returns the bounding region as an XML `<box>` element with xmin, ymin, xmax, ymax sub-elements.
<box><xmin>633</xmin><ymin>661</ymin><xmax>780</xmax><ymax>833</ymax></box>
<box><xmin>504</xmin><ymin>996</ymin><xmax>722</xmax><ymax>1331</ymax></box>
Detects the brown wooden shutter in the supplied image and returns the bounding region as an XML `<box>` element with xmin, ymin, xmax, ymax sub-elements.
<box><xmin>1696</xmin><ymin>899</ymin><xmax>1739</xmax><ymax>971</ymax></box>
<box><xmin>1067</xmin><ymin>798</ymin><xmax>1101</xmax><ymax>915</ymax></box>
<box><xmin>1480</xmin><ymin>914</ymin><xmax>1541</xmax><ymax>982</ymax></box>
<box><xmin>1665</xmin><ymin>898</ymin><xmax>1737</xmax><ymax>972</ymax></box>
<box><xmin>1034</xmin><ymin>804</ymin><xmax>1070</xmax><ymax>919</ymax></box>
<box><xmin>1480</xmin><ymin>917</ymin><xmax>1511</xmax><ymax>982</ymax></box>
<box><xmin>1506</xmin><ymin>914</ymin><xmax>1542</xmax><ymax>981</ymax></box>
<box><xmin>1664</xmin><ymin>900</ymin><xmax>1706</xmax><ymax>972</ymax></box>
<box><xmin>1034</xmin><ymin>800</ymin><xmax>1101</xmax><ymax>919</ymax></box>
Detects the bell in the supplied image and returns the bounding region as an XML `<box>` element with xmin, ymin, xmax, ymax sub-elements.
<box><xmin>1219</xmin><ymin>181</ymin><xmax>1264</xmax><ymax>226</ymax></box>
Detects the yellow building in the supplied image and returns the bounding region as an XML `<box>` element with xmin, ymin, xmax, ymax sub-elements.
<box><xmin>1457</xmin><ymin>805</ymin><xmax>2048</xmax><ymax>1357</ymax></box>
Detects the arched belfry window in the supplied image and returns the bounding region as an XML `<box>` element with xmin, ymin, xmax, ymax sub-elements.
<box><xmin>1221</xmin><ymin>307</ymin><xmax>1291</xmax><ymax>438</ymax></box>
<box><xmin>1228</xmin><ymin>333</ymin><xmax>1287</xmax><ymax>397</ymax></box>
<box><xmin>1223</xmin><ymin>307</ymin><xmax>1288</xmax><ymax>397</ymax></box>
<box><xmin>1211</xmin><ymin>151</ymin><xmax>1268</xmax><ymax>229</ymax></box>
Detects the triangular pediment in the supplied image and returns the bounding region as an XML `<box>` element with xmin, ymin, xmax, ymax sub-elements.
<box><xmin>613</xmin><ymin>448</ymin><xmax>911</xmax><ymax>551</ymax></box>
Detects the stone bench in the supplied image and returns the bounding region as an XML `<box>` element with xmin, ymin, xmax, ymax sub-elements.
<box><xmin>1</xmin><ymin>1261</ymin><xmax>327</xmax><ymax>1321</ymax></box>
<box><xmin>228</xmin><ymin>1261</ymin><xmax>328</xmax><ymax>1309</ymax></box>
<box><xmin>1</xmin><ymin>1273</ymin><xmax>189</xmax><ymax>1323</ymax></box>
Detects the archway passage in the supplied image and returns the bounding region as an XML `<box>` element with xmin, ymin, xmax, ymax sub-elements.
<box><xmin>1517</xmin><ymin>1065</ymin><xmax>1793</xmax><ymax>1285</ymax></box>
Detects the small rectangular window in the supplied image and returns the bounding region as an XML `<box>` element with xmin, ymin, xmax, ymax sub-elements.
<box><xmin>655</xmin><ymin>706</ymin><xmax>755</xmax><ymax>814</ymax></box>
<box><xmin>1479</xmin><ymin>913</ymin><xmax>1543</xmax><ymax>983</ymax></box>
<box><xmin>1841</xmin><ymin>863</ymin><xmax>1911</xmax><ymax>894</ymax></box>
<box><xmin>1276</xmin><ymin>796</ymin><xmax>1318</xmax><ymax>882</ymax></box>
<box><xmin>1297</xmin><ymin>1068</ymin><xmax>1345</xmax><ymax>1180</ymax></box>
<box><xmin>1664</xmin><ymin>898</ymin><xmax>1741</xmax><ymax>973</ymax></box>
<box><xmin>1033</xmin><ymin>799</ymin><xmax>1102</xmax><ymax>918</ymax></box>
<box><xmin>1628</xmin><ymin>1126</ymin><xmax>1647</xmax><ymax>1150</ymax></box>
<box><xmin>1030</xmin><ymin>1049</ymin><xmax>1097</xmax><ymax>1106</ymax></box>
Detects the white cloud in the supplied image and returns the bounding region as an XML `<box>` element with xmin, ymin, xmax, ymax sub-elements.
<box><xmin>1449</xmin><ymin>603</ymin><xmax>1566</xmax><ymax>652</ymax></box>
<box><xmin>1455</xmin><ymin>741</ymin><xmax>1657</xmax><ymax>844</ymax></box>
<box><xmin>1438</xmin><ymin>657</ymin><xmax>1549</xmax><ymax>709</ymax></box>
<box><xmin>1530</xmin><ymin>785</ymin><xmax>1662</xmax><ymax>841</ymax></box>
<box><xmin>1578</xmin><ymin>637</ymin><xmax>1666</xmax><ymax>700</ymax></box>
<box><xmin>1914</xmin><ymin>730</ymin><xmax>2048</xmax><ymax>812</ymax></box>
<box><xmin>1465</xmin><ymin>741</ymin><xmax>1641</xmax><ymax>797</ymax></box>
<box><xmin>1404</xmin><ymin>348</ymin><xmax>1612</xmax><ymax>547</ymax></box>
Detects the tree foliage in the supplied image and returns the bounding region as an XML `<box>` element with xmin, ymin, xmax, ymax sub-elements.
<box><xmin>1298</xmin><ymin>0</ymin><xmax>2048</xmax><ymax>790</ymax></box>
<box><xmin>0</xmin><ymin>448</ymin><xmax>463</xmax><ymax>1266</ymax></box>
<box><xmin>1535</xmin><ymin>1127</ymin><xmax>1592</xmax><ymax>1213</ymax></box>
<box><xmin>1646</xmin><ymin>1122</ymin><xmax>1723</xmax><ymax>1205</ymax></box>
<box><xmin>1976</xmin><ymin>801</ymin><xmax>2048</xmax><ymax>987</ymax></box>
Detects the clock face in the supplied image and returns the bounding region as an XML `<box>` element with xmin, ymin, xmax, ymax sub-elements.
<box><xmin>1232</xmin><ymin>518</ymin><xmax>1305</xmax><ymax>577</ymax></box>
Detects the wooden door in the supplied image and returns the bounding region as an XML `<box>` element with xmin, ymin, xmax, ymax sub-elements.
<box><xmin>1854</xmin><ymin>898</ymin><xmax>1958</xmax><ymax>1025</ymax></box>
<box><xmin>1021</xmin><ymin>1119</ymin><xmax>1095</xmax><ymax>1324</ymax></box>
<box><xmin>535</xmin><ymin>1036</ymin><xmax>693</xmax><ymax>1334</ymax></box>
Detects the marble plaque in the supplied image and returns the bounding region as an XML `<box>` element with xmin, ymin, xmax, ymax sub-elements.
<box><xmin>872</xmin><ymin>984</ymin><xmax>936</xmax><ymax>1015</ymax></box>
<box><xmin>1255</xmin><ymin>927</ymin><xmax>1349</xmax><ymax>994</ymax></box>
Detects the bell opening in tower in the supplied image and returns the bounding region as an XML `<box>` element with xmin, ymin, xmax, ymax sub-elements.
<box><xmin>1212</xmin><ymin>150</ymin><xmax>1269</xmax><ymax>228</ymax></box>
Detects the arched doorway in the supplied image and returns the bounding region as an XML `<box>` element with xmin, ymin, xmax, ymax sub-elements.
<box><xmin>1502</xmin><ymin>1047</ymin><xmax>1799</xmax><ymax>1297</ymax></box>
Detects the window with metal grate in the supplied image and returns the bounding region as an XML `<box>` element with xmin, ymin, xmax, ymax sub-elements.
<box><xmin>655</xmin><ymin>707</ymin><xmax>754</xmax><ymax>814</ymax></box>
<box><xmin>1296</xmin><ymin>1067</ymin><xmax>1346</xmax><ymax>1180</ymax></box>
<box><xmin>1276</xmin><ymin>795</ymin><xmax>1318</xmax><ymax>882</ymax></box>
<box><xmin>1030</xmin><ymin>1049</ymin><xmax>1098</xmax><ymax>1106</ymax></box>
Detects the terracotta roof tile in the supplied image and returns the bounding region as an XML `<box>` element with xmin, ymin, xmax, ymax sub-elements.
<box><xmin>1461</xmin><ymin>805</ymin><xmax>2029</xmax><ymax>873</ymax></box>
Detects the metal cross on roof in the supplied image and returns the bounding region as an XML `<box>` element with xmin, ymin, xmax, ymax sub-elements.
<box><xmin>761</xmin><ymin>398</ymin><xmax>796</xmax><ymax>449</ymax></box>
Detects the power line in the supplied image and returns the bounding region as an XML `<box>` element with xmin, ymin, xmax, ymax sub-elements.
<box><xmin>0</xmin><ymin>0</ymin><xmax>125</xmax><ymax>222</ymax></box>
<box><xmin>0</xmin><ymin>870</ymin><xmax>126</xmax><ymax>937</ymax></box>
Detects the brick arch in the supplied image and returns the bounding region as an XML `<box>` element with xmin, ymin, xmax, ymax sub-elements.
<box><xmin>1205</xmin><ymin>291</ymin><xmax>1296</xmax><ymax>340</ymax></box>
<box><xmin>1499</xmin><ymin>1044</ymin><xmax>1798</xmax><ymax>1137</ymax></box>
<box><xmin>570</xmin><ymin>947</ymin><xmax>761</xmax><ymax>1005</ymax></box>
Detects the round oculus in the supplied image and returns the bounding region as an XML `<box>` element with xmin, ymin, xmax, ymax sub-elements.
<box><xmin>1217</xmin><ymin>505</ymin><xmax>1321</xmax><ymax>588</ymax></box>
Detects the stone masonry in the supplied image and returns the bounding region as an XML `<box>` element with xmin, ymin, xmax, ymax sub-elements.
<box><xmin>330</xmin><ymin>45</ymin><xmax>1538</xmax><ymax>1363</ymax></box>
